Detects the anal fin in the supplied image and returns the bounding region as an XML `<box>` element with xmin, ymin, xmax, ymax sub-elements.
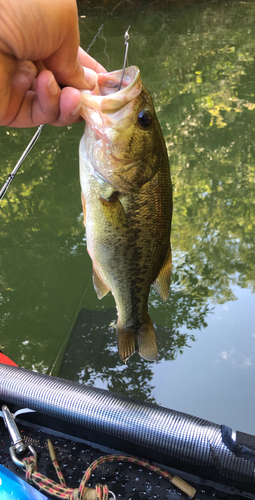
<box><xmin>153</xmin><ymin>243</ymin><xmax>172</xmax><ymax>302</ymax></box>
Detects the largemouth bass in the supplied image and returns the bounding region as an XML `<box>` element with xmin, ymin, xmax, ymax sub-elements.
<box><xmin>79</xmin><ymin>66</ymin><xmax>172</xmax><ymax>362</ymax></box>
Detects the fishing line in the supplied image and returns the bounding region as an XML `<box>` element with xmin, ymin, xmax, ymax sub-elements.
<box><xmin>101</xmin><ymin>29</ymin><xmax>111</xmax><ymax>71</ymax></box>
<box><xmin>0</xmin><ymin>124</ymin><xmax>44</xmax><ymax>201</ymax></box>
<box><xmin>86</xmin><ymin>23</ymin><xmax>104</xmax><ymax>53</ymax></box>
<box><xmin>118</xmin><ymin>26</ymin><xmax>131</xmax><ymax>91</ymax></box>
<box><xmin>86</xmin><ymin>23</ymin><xmax>111</xmax><ymax>71</ymax></box>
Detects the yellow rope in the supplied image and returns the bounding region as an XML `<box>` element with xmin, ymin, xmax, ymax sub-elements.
<box><xmin>22</xmin><ymin>440</ymin><xmax>196</xmax><ymax>500</ymax></box>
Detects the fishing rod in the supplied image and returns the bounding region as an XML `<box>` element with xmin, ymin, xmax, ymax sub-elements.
<box><xmin>0</xmin><ymin>124</ymin><xmax>44</xmax><ymax>201</ymax></box>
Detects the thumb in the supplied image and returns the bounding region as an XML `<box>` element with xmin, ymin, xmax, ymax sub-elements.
<box><xmin>0</xmin><ymin>55</ymin><xmax>13</xmax><ymax>121</ymax></box>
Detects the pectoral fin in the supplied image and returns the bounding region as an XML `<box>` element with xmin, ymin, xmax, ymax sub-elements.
<box><xmin>153</xmin><ymin>244</ymin><xmax>172</xmax><ymax>302</ymax></box>
<box><xmin>100</xmin><ymin>192</ymin><xmax>127</xmax><ymax>230</ymax></box>
<box><xmin>92</xmin><ymin>267</ymin><xmax>110</xmax><ymax>299</ymax></box>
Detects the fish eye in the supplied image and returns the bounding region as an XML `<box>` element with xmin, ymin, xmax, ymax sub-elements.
<box><xmin>137</xmin><ymin>109</ymin><xmax>153</xmax><ymax>128</ymax></box>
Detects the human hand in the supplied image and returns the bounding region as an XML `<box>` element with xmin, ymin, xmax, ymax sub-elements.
<box><xmin>0</xmin><ymin>0</ymin><xmax>105</xmax><ymax>128</ymax></box>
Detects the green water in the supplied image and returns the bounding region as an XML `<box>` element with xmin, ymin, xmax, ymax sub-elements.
<box><xmin>0</xmin><ymin>1</ymin><xmax>255</xmax><ymax>434</ymax></box>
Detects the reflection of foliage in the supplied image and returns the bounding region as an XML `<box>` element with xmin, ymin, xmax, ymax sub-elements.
<box><xmin>146</xmin><ymin>2</ymin><xmax>255</xmax><ymax>303</ymax></box>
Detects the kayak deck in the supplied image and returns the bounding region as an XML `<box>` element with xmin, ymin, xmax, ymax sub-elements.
<box><xmin>1</xmin><ymin>414</ymin><xmax>254</xmax><ymax>500</ymax></box>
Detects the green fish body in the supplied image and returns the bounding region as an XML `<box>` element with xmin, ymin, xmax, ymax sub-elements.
<box><xmin>79</xmin><ymin>66</ymin><xmax>172</xmax><ymax>362</ymax></box>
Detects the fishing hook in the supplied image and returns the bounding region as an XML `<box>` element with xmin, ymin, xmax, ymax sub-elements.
<box><xmin>118</xmin><ymin>26</ymin><xmax>131</xmax><ymax>91</ymax></box>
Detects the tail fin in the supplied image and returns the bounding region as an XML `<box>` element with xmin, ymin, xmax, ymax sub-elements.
<box><xmin>117</xmin><ymin>316</ymin><xmax>158</xmax><ymax>362</ymax></box>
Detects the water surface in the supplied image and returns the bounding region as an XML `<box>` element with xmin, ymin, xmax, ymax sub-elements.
<box><xmin>0</xmin><ymin>1</ymin><xmax>254</xmax><ymax>434</ymax></box>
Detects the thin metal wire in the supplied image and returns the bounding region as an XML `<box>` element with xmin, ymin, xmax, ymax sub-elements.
<box><xmin>0</xmin><ymin>124</ymin><xmax>44</xmax><ymax>201</ymax></box>
<box><xmin>117</xmin><ymin>26</ymin><xmax>131</xmax><ymax>91</ymax></box>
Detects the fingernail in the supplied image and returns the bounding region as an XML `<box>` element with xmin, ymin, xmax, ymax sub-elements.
<box><xmin>47</xmin><ymin>74</ymin><xmax>59</xmax><ymax>96</ymax></box>
<box><xmin>70</xmin><ymin>101</ymin><xmax>81</xmax><ymax>116</ymax></box>
<box><xmin>83</xmin><ymin>67</ymin><xmax>98</xmax><ymax>89</ymax></box>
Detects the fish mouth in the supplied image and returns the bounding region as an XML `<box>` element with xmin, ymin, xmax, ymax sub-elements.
<box><xmin>96</xmin><ymin>65</ymin><xmax>141</xmax><ymax>97</ymax></box>
<box><xmin>80</xmin><ymin>66</ymin><xmax>142</xmax><ymax>121</ymax></box>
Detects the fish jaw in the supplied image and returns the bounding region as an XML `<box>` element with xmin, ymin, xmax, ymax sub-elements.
<box><xmin>80</xmin><ymin>66</ymin><xmax>142</xmax><ymax>120</ymax></box>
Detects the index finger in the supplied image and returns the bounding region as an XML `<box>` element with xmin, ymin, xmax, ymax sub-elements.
<box><xmin>78</xmin><ymin>47</ymin><xmax>106</xmax><ymax>73</ymax></box>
